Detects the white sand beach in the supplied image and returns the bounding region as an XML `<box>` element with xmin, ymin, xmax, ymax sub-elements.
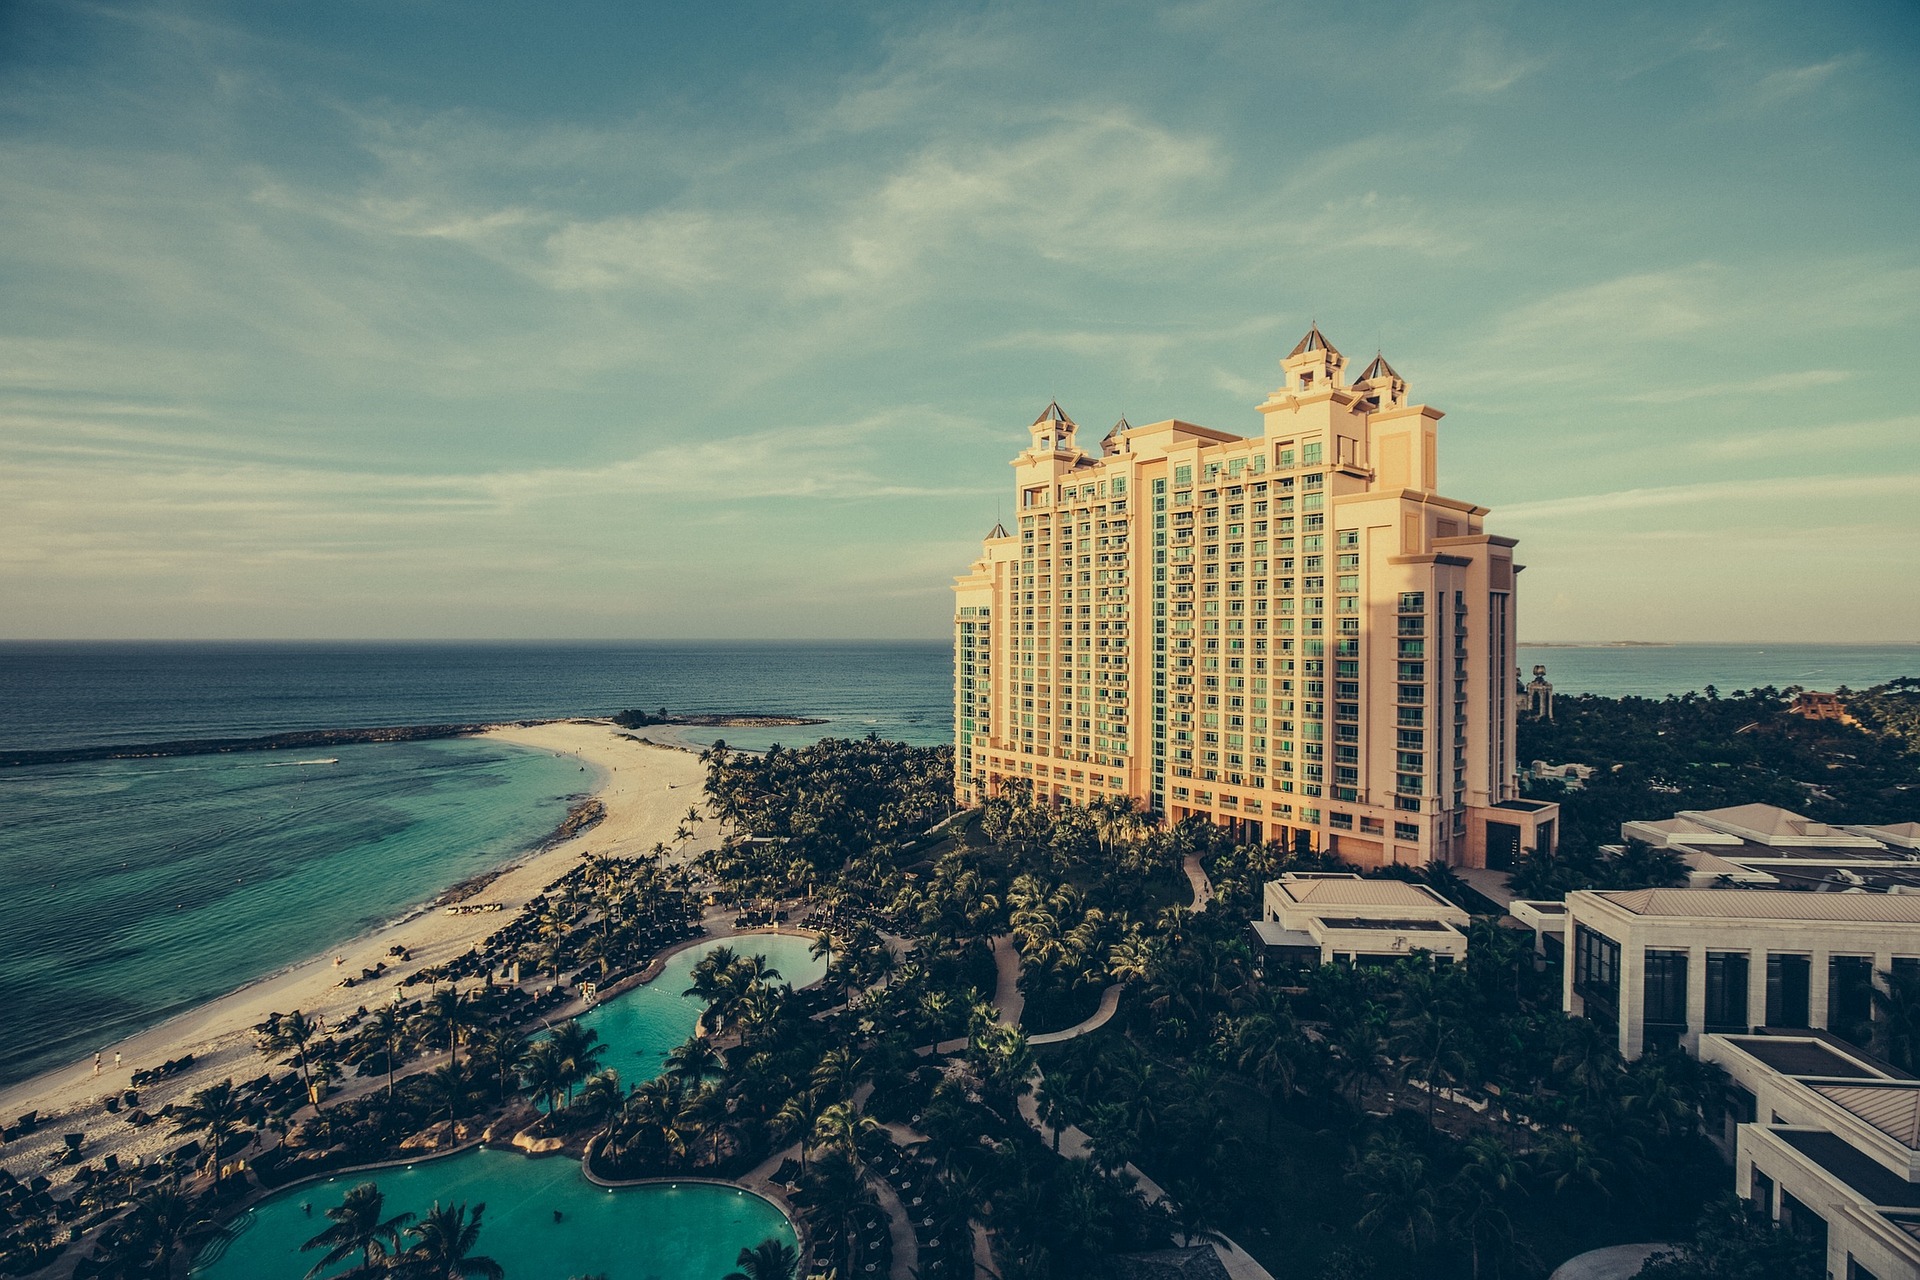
<box><xmin>0</xmin><ymin>721</ymin><xmax>715</xmax><ymax>1181</ymax></box>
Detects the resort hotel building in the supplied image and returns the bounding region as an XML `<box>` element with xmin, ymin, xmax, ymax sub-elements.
<box><xmin>1705</xmin><ymin>1032</ymin><xmax>1920</xmax><ymax>1279</ymax></box>
<box><xmin>951</xmin><ymin>327</ymin><xmax>1558</xmax><ymax>870</ymax></box>
<box><xmin>1541</xmin><ymin>887</ymin><xmax>1920</xmax><ymax>1062</ymax></box>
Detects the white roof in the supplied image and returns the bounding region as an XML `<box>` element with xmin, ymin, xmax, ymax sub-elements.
<box><xmin>1679</xmin><ymin>804</ymin><xmax>1883</xmax><ymax>848</ymax></box>
<box><xmin>1272</xmin><ymin>876</ymin><xmax>1454</xmax><ymax>910</ymax></box>
<box><xmin>1590</xmin><ymin>887</ymin><xmax>1920</xmax><ymax>924</ymax></box>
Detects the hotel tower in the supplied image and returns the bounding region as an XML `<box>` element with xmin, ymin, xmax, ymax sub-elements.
<box><xmin>952</xmin><ymin>328</ymin><xmax>1559</xmax><ymax>870</ymax></box>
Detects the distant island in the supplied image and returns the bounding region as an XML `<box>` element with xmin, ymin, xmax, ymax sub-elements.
<box><xmin>0</xmin><ymin>709</ymin><xmax>829</xmax><ymax>768</ymax></box>
<box><xmin>1521</xmin><ymin>640</ymin><xmax>1675</xmax><ymax>648</ymax></box>
<box><xmin>612</xmin><ymin>707</ymin><xmax>826</xmax><ymax>729</ymax></box>
<box><xmin>0</xmin><ymin>721</ymin><xmax>520</xmax><ymax>768</ymax></box>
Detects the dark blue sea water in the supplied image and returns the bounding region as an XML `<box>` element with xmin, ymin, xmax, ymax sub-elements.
<box><xmin>0</xmin><ymin>641</ymin><xmax>954</xmax><ymax>754</ymax></box>
<box><xmin>1514</xmin><ymin>643</ymin><xmax>1919</xmax><ymax>700</ymax></box>
<box><xmin>0</xmin><ymin>640</ymin><xmax>1912</xmax><ymax>1089</ymax></box>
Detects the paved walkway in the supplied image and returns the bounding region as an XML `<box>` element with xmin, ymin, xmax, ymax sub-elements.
<box><xmin>1548</xmin><ymin>1243</ymin><xmax>1670</xmax><ymax>1280</ymax></box>
<box><xmin>1010</xmin><ymin>853</ymin><xmax>1273</xmax><ymax>1280</ymax></box>
<box><xmin>1028</xmin><ymin>984</ymin><xmax>1121</xmax><ymax>1047</ymax></box>
<box><xmin>870</xmin><ymin>1175</ymin><xmax>921</xmax><ymax>1280</ymax></box>
<box><xmin>1182</xmin><ymin>854</ymin><xmax>1214</xmax><ymax>914</ymax></box>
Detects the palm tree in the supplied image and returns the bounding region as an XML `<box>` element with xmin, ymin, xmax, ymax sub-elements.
<box><xmin>575</xmin><ymin>1069</ymin><xmax>625</xmax><ymax>1124</ymax></box>
<box><xmin>663</xmin><ymin>1034</ymin><xmax>719</xmax><ymax>1087</ymax></box>
<box><xmin>1351</xmin><ymin>1132</ymin><xmax>1437</xmax><ymax>1263</ymax></box>
<box><xmin>773</xmin><ymin>1087</ymin><xmax>830</xmax><ymax>1173</ymax></box>
<box><xmin>89</xmin><ymin>1183</ymin><xmax>215</xmax><ymax>1279</ymax></box>
<box><xmin>412</xmin><ymin>987</ymin><xmax>470</xmax><ymax>1071</ymax></box>
<box><xmin>265</xmin><ymin>1009</ymin><xmax>323</xmax><ymax>1102</ymax></box>
<box><xmin>400</xmin><ymin>1201</ymin><xmax>504</xmax><ymax>1280</ymax></box>
<box><xmin>811</xmin><ymin>1100</ymin><xmax>881</xmax><ymax>1171</ymax></box>
<box><xmin>1448</xmin><ymin>1136</ymin><xmax>1525</xmax><ymax>1280</ymax></box>
<box><xmin>347</xmin><ymin>1004</ymin><xmax>410</xmax><ymax>1098</ymax></box>
<box><xmin>723</xmin><ymin>1237</ymin><xmax>798</xmax><ymax>1280</ymax></box>
<box><xmin>519</xmin><ymin>1037</ymin><xmax>570</xmax><ymax>1115</ymax></box>
<box><xmin>549</xmin><ymin>1020</ymin><xmax>606</xmax><ymax>1105</ymax></box>
<box><xmin>171</xmin><ymin>1079</ymin><xmax>247</xmax><ymax>1184</ymax></box>
<box><xmin>472</xmin><ymin>1025</ymin><xmax>528</xmax><ymax>1106</ymax></box>
<box><xmin>301</xmin><ymin>1181</ymin><xmax>415</xmax><ymax>1278</ymax></box>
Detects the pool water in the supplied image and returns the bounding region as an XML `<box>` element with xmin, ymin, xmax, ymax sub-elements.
<box><xmin>193</xmin><ymin>932</ymin><xmax>824</xmax><ymax>1279</ymax></box>
<box><xmin>579</xmin><ymin>932</ymin><xmax>826</xmax><ymax>1083</ymax></box>
<box><xmin>193</xmin><ymin>1148</ymin><xmax>793</xmax><ymax>1279</ymax></box>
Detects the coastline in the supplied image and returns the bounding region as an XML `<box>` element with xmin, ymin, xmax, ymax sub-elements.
<box><xmin>0</xmin><ymin>721</ymin><xmax>715</xmax><ymax>1182</ymax></box>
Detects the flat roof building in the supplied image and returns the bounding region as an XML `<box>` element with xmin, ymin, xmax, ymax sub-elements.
<box><xmin>1562</xmin><ymin>888</ymin><xmax>1920</xmax><ymax>1060</ymax></box>
<box><xmin>1258</xmin><ymin>872</ymin><xmax>1469</xmax><ymax>966</ymax></box>
<box><xmin>952</xmin><ymin>329</ymin><xmax>1559</xmax><ymax>870</ymax></box>
<box><xmin>1615</xmin><ymin>803</ymin><xmax>1920</xmax><ymax>892</ymax></box>
<box><xmin>1703</xmin><ymin>1033</ymin><xmax>1920</xmax><ymax>1280</ymax></box>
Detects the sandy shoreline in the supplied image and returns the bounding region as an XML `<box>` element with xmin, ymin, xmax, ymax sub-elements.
<box><xmin>0</xmin><ymin>720</ymin><xmax>716</xmax><ymax>1182</ymax></box>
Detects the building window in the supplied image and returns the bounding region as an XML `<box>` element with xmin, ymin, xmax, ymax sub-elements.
<box><xmin>1574</xmin><ymin>924</ymin><xmax>1622</xmax><ymax>1031</ymax></box>
<box><xmin>1750</xmin><ymin>1168</ymin><xmax>1774</xmax><ymax>1219</ymax></box>
<box><xmin>1779</xmin><ymin>1191</ymin><xmax>1827</xmax><ymax>1254</ymax></box>
<box><xmin>1704</xmin><ymin>952</ymin><xmax>1750</xmax><ymax>1032</ymax></box>
<box><xmin>1766</xmin><ymin>954</ymin><xmax>1811</xmax><ymax>1028</ymax></box>
<box><xmin>1644</xmin><ymin>950</ymin><xmax>1689</xmax><ymax>1047</ymax></box>
<box><xmin>1849</xmin><ymin>1255</ymin><xmax>1882</xmax><ymax>1280</ymax></box>
<box><xmin>1830</xmin><ymin>955</ymin><xmax>1874</xmax><ymax>1045</ymax></box>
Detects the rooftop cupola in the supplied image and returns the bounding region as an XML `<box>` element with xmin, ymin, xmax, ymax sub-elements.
<box><xmin>1100</xmin><ymin>415</ymin><xmax>1131</xmax><ymax>455</ymax></box>
<box><xmin>1352</xmin><ymin>352</ymin><xmax>1407</xmax><ymax>411</ymax></box>
<box><xmin>1029</xmin><ymin>400</ymin><xmax>1078</xmax><ymax>455</ymax></box>
<box><xmin>1280</xmin><ymin>325</ymin><xmax>1346</xmax><ymax>394</ymax></box>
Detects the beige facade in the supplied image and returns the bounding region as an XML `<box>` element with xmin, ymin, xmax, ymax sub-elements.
<box><xmin>952</xmin><ymin>328</ymin><xmax>1558</xmax><ymax>869</ymax></box>
<box><xmin>1561</xmin><ymin>887</ymin><xmax>1920</xmax><ymax>1061</ymax></box>
<box><xmin>1257</xmin><ymin>872</ymin><xmax>1469</xmax><ymax>965</ymax></box>
<box><xmin>1704</xmin><ymin>1033</ymin><xmax>1920</xmax><ymax>1279</ymax></box>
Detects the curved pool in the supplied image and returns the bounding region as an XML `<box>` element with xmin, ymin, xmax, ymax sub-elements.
<box><xmin>580</xmin><ymin>931</ymin><xmax>826</xmax><ymax>1081</ymax></box>
<box><xmin>193</xmin><ymin>932</ymin><xmax>825</xmax><ymax>1279</ymax></box>
<box><xmin>193</xmin><ymin>1148</ymin><xmax>793</xmax><ymax>1279</ymax></box>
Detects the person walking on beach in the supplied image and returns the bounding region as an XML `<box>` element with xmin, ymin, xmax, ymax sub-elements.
<box><xmin>93</xmin><ymin>1052</ymin><xmax>101</xmax><ymax>1077</ymax></box>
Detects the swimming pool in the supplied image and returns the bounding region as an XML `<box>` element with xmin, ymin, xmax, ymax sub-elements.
<box><xmin>193</xmin><ymin>1148</ymin><xmax>794</xmax><ymax>1279</ymax></box>
<box><xmin>192</xmin><ymin>931</ymin><xmax>825</xmax><ymax>1279</ymax></box>
<box><xmin>579</xmin><ymin>931</ymin><xmax>826</xmax><ymax>1082</ymax></box>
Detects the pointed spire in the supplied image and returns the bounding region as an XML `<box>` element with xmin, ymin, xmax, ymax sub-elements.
<box><xmin>1358</xmin><ymin>352</ymin><xmax>1400</xmax><ymax>382</ymax></box>
<box><xmin>987</xmin><ymin>522</ymin><xmax>1010</xmax><ymax>539</ymax></box>
<box><xmin>1103</xmin><ymin>415</ymin><xmax>1130</xmax><ymax>439</ymax></box>
<box><xmin>1289</xmin><ymin>325</ymin><xmax>1340</xmax><ymax>358</ymax></box>
<box><xmin>1032</xmin><ymin>400</ymin><xmax>1075</xmax><ymax>427</ymax></box>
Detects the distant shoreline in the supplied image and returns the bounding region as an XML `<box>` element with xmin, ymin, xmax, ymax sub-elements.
<box><xmin>0</xmin><ymin>713</ymin><xmax>827</xmax><ymax>768</ymax></box>
<box><xmin>1520</xmin><ymin>641</ymin><xmax>1675</xmax><ymax>649</ymax></box>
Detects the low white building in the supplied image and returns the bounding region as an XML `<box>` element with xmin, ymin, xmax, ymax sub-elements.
<box><xmin>1257</xmin><ymin>872</ymin><xmax>1469</xmax><ymax>967</ymax></box>
<box><xmin>1703</xmin><ymin>1032</ymin><xmax>1920</xmax><ymax>1280</ymax></box>
<box><xmin>1528</xmin><ymin>760</ymin><xmax>1595</xmax><ymax>790</ymax></box>
<box><xmin>1562</xmin><ymin>888</ymin><xmax>1920</xmax><ymax>1060</ymax></box>
<box><xmin>1616</xmin><ymin>803</ymin><xmax>1920</xmax><ymax>891</ymax></box>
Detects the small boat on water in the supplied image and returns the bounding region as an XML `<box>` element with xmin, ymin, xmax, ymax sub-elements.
<box><xmin>265</xmin><ymin>757</ymin><xmax>340</xmax><ymax>767</ymax></box>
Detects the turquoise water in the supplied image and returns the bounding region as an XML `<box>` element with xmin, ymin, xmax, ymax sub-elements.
<box><xmin>0</xmin><ymin>740</ymin><xmax>594</xmax><ymax>1086</ymax></box>
<box><xmin>581</xmin><ymin>933</ymin><xmax>826</xmax><ymax>1081</ymax></box>
<box><xmin>192</xmin><ymin>1148</ymin><xmax>793</xmax><ymax>1280</ymax></box>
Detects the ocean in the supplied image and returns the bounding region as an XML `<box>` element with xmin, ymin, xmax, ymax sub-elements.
<box><xmin>0</xmin><ymin>639</ymin><xmax>1912</xmax><ymax>1088</ymax></box>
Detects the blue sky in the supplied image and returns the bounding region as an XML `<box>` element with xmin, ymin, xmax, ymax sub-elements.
<box><xmin>2</xmin><ymin>0</ymin><xmax>1916</xmax><ymax>641</ymax></box>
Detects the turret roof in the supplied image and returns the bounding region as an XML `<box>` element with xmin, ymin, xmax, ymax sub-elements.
<box><xmin>1033</xmin><ymin>400</ymin><xmax>1075</xmax><ymax>427</ymax></box>
<box><xmin>1103</xmin><ymin>415</ymin><xmax>1131</xmax><ymax>439</ymax></box>
<box><xmin>987</xmin><ymin>522</ymin><xmax>1010</xmax><ymax>540</ymax></box>
<box><xmin>1358</xmin><ymin>353</ymin><xmax>1401</xmax><ymax>382</ymax></box>
<box><xmin>1289</xmin><ymin>326</ymin><xmax>1340</xmax><ymax>358</ymax></box>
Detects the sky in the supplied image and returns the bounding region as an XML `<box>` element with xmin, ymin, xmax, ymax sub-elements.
<box><xmin>2</xmin><ymin>0</ymin><xmax>1916</xmax><ymax>643</ymax></box>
